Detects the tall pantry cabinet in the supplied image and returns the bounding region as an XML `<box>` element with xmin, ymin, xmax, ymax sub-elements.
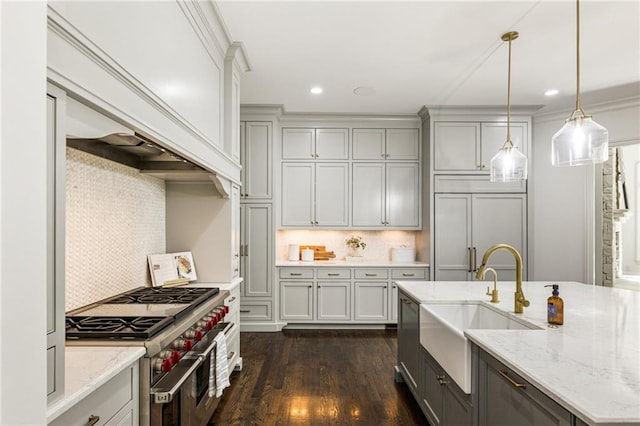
<box><xmin>239</xmin><ymin>107</ymin><xmax>279</xmax><ymax>331</ymax></box>
<box><xmin>421</xmin><ymin>108</ymin><xmax>533</xmax><ymax>281</ymax></box>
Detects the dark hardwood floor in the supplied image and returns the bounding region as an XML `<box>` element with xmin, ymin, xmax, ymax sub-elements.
<box><xmin>208</xmin><ymin>329</ymin><xmax>428</xmax><ymax>425</ymax></box>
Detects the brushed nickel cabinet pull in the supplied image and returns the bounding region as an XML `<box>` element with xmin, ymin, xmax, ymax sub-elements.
<box><xmin>87</xmin><ymin>415</ymin><xmax>100</xmax><ymax>426</ymax></box>
<box><xmin>328</xmin><ymin>273</ymin><xmax>339</xmax><ymax>276</ymax></box>
<box><xmin>365</xmin><ymin>273</ymin><xmax>377</xmax><ymax>277</ymax></box>
<box><xmin>402</xmin><ymin>273</ymin><xmax>415</xmax><ymax>277</ymax></box>
<box><xmin>436</xmin><ymin>375</ymin><xmax>447</xmax><ymax>386</ymax></box>
<box><xmin>240</xmin><ymin>310</ymin><xmax>250</xmax><ymax>313</ymax></box>
<box><xmin>498</xmin><ymin>370</ymin><xmax>526</xmax><ymax>389</ymax></box>
<box><xmin>290</xmin><ymin>273</ymin><xmax>303</xmax><ymax>276</ymax></box>
<box><xmin>467</xmin><ymin>247</ymin><xmax>472</xmax><ymax>272</ymax></box>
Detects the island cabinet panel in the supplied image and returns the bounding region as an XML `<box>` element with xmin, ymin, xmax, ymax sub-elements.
<box><xmin>477</xmin><ymin>349</ymin><xmax>572</xmax><ymax>426</ymax></box>
<box><xmin>420</xmin><ymin>347</ymin><xmax>473</xmax><ymax>426</ymax></box>
<box><xmin>397</xmin><ymin>291</ymin><xmax>420</xmax><ymax>396</ymax></box>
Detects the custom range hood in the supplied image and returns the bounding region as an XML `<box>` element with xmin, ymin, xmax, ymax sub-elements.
<box><xmin>66</xmin><ymin>97</ymin><xmax>229</xmax><ymax>192</ymax></box>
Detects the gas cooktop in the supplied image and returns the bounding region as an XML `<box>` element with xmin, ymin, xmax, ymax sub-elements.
<box><xmin>65</xmin><ymin>286</ymin><xmax>221</xmax><ymax>340</ymax></box>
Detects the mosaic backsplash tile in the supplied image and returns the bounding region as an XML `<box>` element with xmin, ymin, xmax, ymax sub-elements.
<box><xmin>65</xmin><ymin>148</ymin><xmax>166</xmax><ymax>311</ymax></box>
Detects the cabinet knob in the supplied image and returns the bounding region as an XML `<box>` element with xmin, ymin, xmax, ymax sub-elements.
<box><xmin>308</xmin><ymin>285</ymin><xmax>312</xmax><ymax>288</ymax></box>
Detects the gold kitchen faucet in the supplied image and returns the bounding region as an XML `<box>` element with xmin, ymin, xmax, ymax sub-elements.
<box><xmin>475</xmin><ymin>244</ymin><xmax>529</xmax><ymax>313</ymax></box>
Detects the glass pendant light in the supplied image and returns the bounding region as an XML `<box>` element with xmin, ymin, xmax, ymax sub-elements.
<box><xmin>551</xmin><ymin>0</ymin><xmax>608</xmax><ymax>166</ymax></box>
<box><xmin>490</xmin><ymin>31</ymin><xmax>527</xmax><ymax>182</ymax></box>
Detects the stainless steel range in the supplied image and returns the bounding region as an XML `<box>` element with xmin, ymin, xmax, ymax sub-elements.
<box><xmin>66</xmin><ymin>286</ymin><xmax>233</xmax><ymax>426</ymax></box>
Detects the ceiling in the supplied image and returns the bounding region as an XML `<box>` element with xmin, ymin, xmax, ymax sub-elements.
<box><xmin>216</xmin><ymin>0</ymin><xmax>640</xmax><ymax>115</ymax></box>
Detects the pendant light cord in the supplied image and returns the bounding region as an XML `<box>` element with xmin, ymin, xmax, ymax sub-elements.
<box><xmin>572</xmin><ymin>0</ymin><xmax>588</xmax><ymax>119</ymax></box>
<box><xmin>506</xmin><ymin>35</ymin><xmax>513</xmax><ymax>147</ymax></box>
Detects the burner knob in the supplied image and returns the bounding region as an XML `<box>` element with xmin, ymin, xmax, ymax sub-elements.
<box><xmin>161</xmin><ymin>358</ymin><xmax>174</xmax><ymax>373</ymax></box>
<box><xmin>173</xmin><ymin>339</ymin><xmax>185</xmax><ymax>351</ymax></box>
<box><xmin>224</xmin><ymin>305</ymin><xmax>230</xmax><ymax>314</ymax></box>
<box><xmin>194</xmin><ymin>329</ymin><xmax>204</xmax><ymax>342</ymax></box>
<box><xmin>205</xmin><ymin>320</ymin><xmax>214</xmax><ymax>330</ymax></box>
<box><xmin>218</xmin><ymin>310</ymin><xmax>225</xmax><ymax>320</ymax></box>
<box><xmin>183</xmin><ymin>339</ymin><xmax>194</xmax><ymax>351</ymax></box>
<box><xmin>170</xmin><ymin>351</ymin><xmax>181</xmax><ymax>364</ymax></box>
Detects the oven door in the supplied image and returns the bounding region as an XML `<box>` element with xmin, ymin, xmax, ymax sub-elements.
<box><xmin>149</xmin><ymin>322</ymin><xmax>234</xmax><ymax>426</ymax></box>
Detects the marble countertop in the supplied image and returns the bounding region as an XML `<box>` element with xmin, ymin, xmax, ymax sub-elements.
<box><xmin>397</xmin><ymin>280</ymin><xmax>640</xmax><ymax>425</ymax></box>
<box><xmin>46</xmin><ymin>346</ymin><xmax>146</xmax><ymax>423</ymax></box>
<box><xmin>276</xmin><ymin>260</ymin><xmax>429</xmax><ymax>267</ymax></box>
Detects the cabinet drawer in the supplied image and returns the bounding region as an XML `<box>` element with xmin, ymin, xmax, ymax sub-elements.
<box><xmin>354</xmin><ymin>269</ymin><xmax>389</xmax><ymax>279</ymax></box>
<box><xmin>279</xmin><ymin>268</ymin><xmax>314</xmax><ymax>279</ymax></box>
<box><xmin>317</xmin><ymin>269</ymin><xmax>351</xmax><ymax>279</ymax></box>
<box><xmin>391</xmin><ymin>268</ymin><xmax>426</xmax><ymax>280</ymax></box>
<box><xmin>239</xmin><ymin>300</ymin><xmax>273</xmax><ymax>321</ymax></box>
<box><xmin>50</xmin><ymin>363</ymin><xmax>135</xmax><ymax>426</ymax></box>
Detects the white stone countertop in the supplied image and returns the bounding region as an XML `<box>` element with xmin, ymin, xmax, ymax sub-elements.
<box><xmin>276</xmin><ymin>260</ymin><xmax>429</xmax><ymax>267</ymax></box>
<box><xmin>46</xmin><ymin>346</ymin><xmax>146</xmax><ymax>423</ymax></box>
<box><xmin>397</xmin><ymin>280</ymin><xmax>640</xmax><ymax>425</ymax></box>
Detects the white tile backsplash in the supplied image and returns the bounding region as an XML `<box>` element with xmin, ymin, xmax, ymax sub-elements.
<box><xmin>276</xmin><ymin>229</ymin><xmax>418</xmax><ymax>262</ymax></box>
<box><xmin>65</xmin><ymin>148</ymin><xmax>165</xmax><ymax>311</ymax></box>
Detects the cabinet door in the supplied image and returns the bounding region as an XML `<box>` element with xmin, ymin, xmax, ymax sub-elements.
<box><xmin>386</xmin><ymin>128</ymin><xmax>420</xmax><ymax>160</ymax></box>
<box><xmin>434</xmin><ymin>194</ymin><xmax>473</xmax><ymax>280</ymax></box>
<box><xmin>472</xmin><ymin>194</ymin><xmax>527</xmax><ymax>281</ymax></box>
<box><xmin>352</xmin><ymin>163</ymin><xmax>385</xmax><ymax>227</ymax></box>
<box><xmin>281</xmin><ymin>163</ymin><xmax>314</xmax><ymax>226</ymax></box>
<box><xmin>231</xmin><ymin>185</ymin><xmax>240</xmax><ymax>279</ymax></box>
<box><xmin>352</xmin><ymin>128</ymin><xmax>385</xmax><ymax>159</ymax></box>
<box><xmin>315</xmin><ymin>163</ymin><xmax>349</xmax><ymax>226</ymax></box>
<box><xmin>354</xmin><ymin>282</ymin><xmax>388</xmax><ymax>321</ymax></box>
<box><xmin>315</xmin><ymin>128</ymin><xmax>349</xmax><ymax>159</ymax></box>
<box><xmin>47</xmin><ymin>85</ymin><xmax>66</xmax><ymax>402</ymax></box>
<box><xmin>242</xmin><ymin>122</ymin><xmax>272</xmax><ymax>199</ymax></box>
<box><xmin>481</xmin><ymin>351</ymin><xmax>572</xmax><ymax>426</ymax></box>
<box><xmin>280</xmin><ymin>281</ymin><xmax>314</xmax><ymax>320</ymax></box>
<box><xmin>481</xmin><ymin>122</ymin><xmax>527</xmax><ymax>167</ymax></box>
<box><xmin>398</xmin><ymin>292</ymin><xmax>420</xmax><ymax>392</ymax></box>
<box><xmin>421</xmin><ymin>348</ymin><xmax>444</xmax><ymax>426</ymax></box>
<box><xmin>317</xmin><ymin>281</ymin><xmax>351</xmax><ymax>321</ymax></box>
<box><xmin>433</xmin><ymin>122</ymin><xmax>481</xmax><ymax>171</ymax></box>
<box><xmin>282</xmin><ymin>128</ymin><xmax>315</xmax><ymax>159</ymax></box>
<box><xmin>386</xmin><ymin>163</ymin><xmax>420</xmax><ymax>227</ymax></box>
<box><xmin>241</xmin><ymin>204</ymin><xmax>272</xmax><ymax>297</ymax></box>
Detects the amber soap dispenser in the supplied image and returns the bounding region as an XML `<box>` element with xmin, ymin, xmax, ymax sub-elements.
<box><xmin>545</xmin><ymin>284</ymin><xmax>564</xmax><ymax>325</ymax></box>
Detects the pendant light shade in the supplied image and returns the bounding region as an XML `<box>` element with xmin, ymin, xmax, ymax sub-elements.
<box><xmin>551</xmin><ymin>0</ymin><xmax>608</xmax><ymax>166</ymax></box>
<box><xmin>490</xmin><ymin>31</ymin><xmax>527</xmax><ymax>183</ymax></box>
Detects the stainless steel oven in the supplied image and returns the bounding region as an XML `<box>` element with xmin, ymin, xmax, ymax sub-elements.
<box><xmin>149</xmin><ymin>321</ymin><xmax>233</xmax><ymax>426</ymax></box>
<box><xmin>66</xmin><ymin>286</ymin><xmax>234</xmax><ymax>426</ymax></box>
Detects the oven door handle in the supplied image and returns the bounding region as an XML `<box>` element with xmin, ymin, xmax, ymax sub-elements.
<box><xmin>150</xmin><ymin>356</ymin><xmax>202</xmax><ymax>404</ymax></box>
<box><xmin>199</xmin><ymin>322</ymin><xmax>235</xmax><ymax>358</ymax></box>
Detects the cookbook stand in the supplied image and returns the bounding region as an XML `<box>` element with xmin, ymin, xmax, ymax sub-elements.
<box><xmin>147</xmin><ymin>251</ymin><xmax>198</xmax><ymax>287</ymax></box>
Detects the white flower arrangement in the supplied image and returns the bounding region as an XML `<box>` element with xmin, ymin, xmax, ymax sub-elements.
<box><xmin>345</xmin><ymin>236</ymin><xmax>366</xmax><ymax>250</ymax></box>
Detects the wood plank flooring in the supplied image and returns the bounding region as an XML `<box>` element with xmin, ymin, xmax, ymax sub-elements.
<box><xmin>208</xmin><ymin>329</ymin><xmax>428</xmax><ymax>425</ymax></box>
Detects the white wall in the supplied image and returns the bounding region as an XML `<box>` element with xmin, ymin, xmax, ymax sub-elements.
<box><xmin>531</xmin><ymin>85</ymin><xmax>640</xmax><ymax>283</ymax></box>
<box><xmin>0</xmin><ymin>2</ymin><xmax>47</xmax><ymax>424</ymax></box>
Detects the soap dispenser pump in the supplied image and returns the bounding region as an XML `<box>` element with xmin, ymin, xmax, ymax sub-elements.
<box><xmin>545</xmin><ymin>284</ymin><xmax>564</xmax><ymax>325</ymax></box>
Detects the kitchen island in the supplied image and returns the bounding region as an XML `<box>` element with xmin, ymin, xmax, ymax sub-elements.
<box><xmin>397</xmin><ymin>280</ymin><xmax>640</xmax><ymax>425</ymax></box>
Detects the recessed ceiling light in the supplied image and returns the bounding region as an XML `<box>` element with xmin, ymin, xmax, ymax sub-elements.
<box><xmin>545</xmin><ymin>89</ymin><xmax>559</xmax><ymax>96</ymax></box>
<box><xmin>353</xmin><ymin>86</ymin><xmax>376</xmax><ymax>96</ymax></box>
<box><xmin>310</xmin><ymin>87</ymin><xmax>323</xmax><ymax>94</ymax></box>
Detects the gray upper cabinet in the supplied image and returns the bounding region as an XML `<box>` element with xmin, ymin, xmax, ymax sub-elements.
<box><xmin>282</xmin><ymin>128</ymin><xmax>349</xmax><ymax>160</ymax></box>
<box><xmin>433</xmin><ymin>121</ymin><xmax>528</xmax><ymax>173</ymax></box>
<box><xmin>353</xmin><ymin>128</ymin><xmax>420</xmax><ymax>160</ymax></box>
<box><xmin>240</xmin><ymin>121</ymin><xmax>272</xmax><ymax>199</ymax></box>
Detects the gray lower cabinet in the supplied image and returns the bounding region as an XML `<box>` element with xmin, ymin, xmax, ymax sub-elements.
<box><xmin>477</xmin><ymin>348</ymin><xmax>572</xmax><ymax>426</ymax></box>
<box><xmin>397</xmin><ymin>291</ymin><xmax>420</xmax><ymax>396</ymax></box>
<box><xmin>421</xmin><ymin>347</ymin><xmax>472</xmax><ymax>426</ymax></box>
